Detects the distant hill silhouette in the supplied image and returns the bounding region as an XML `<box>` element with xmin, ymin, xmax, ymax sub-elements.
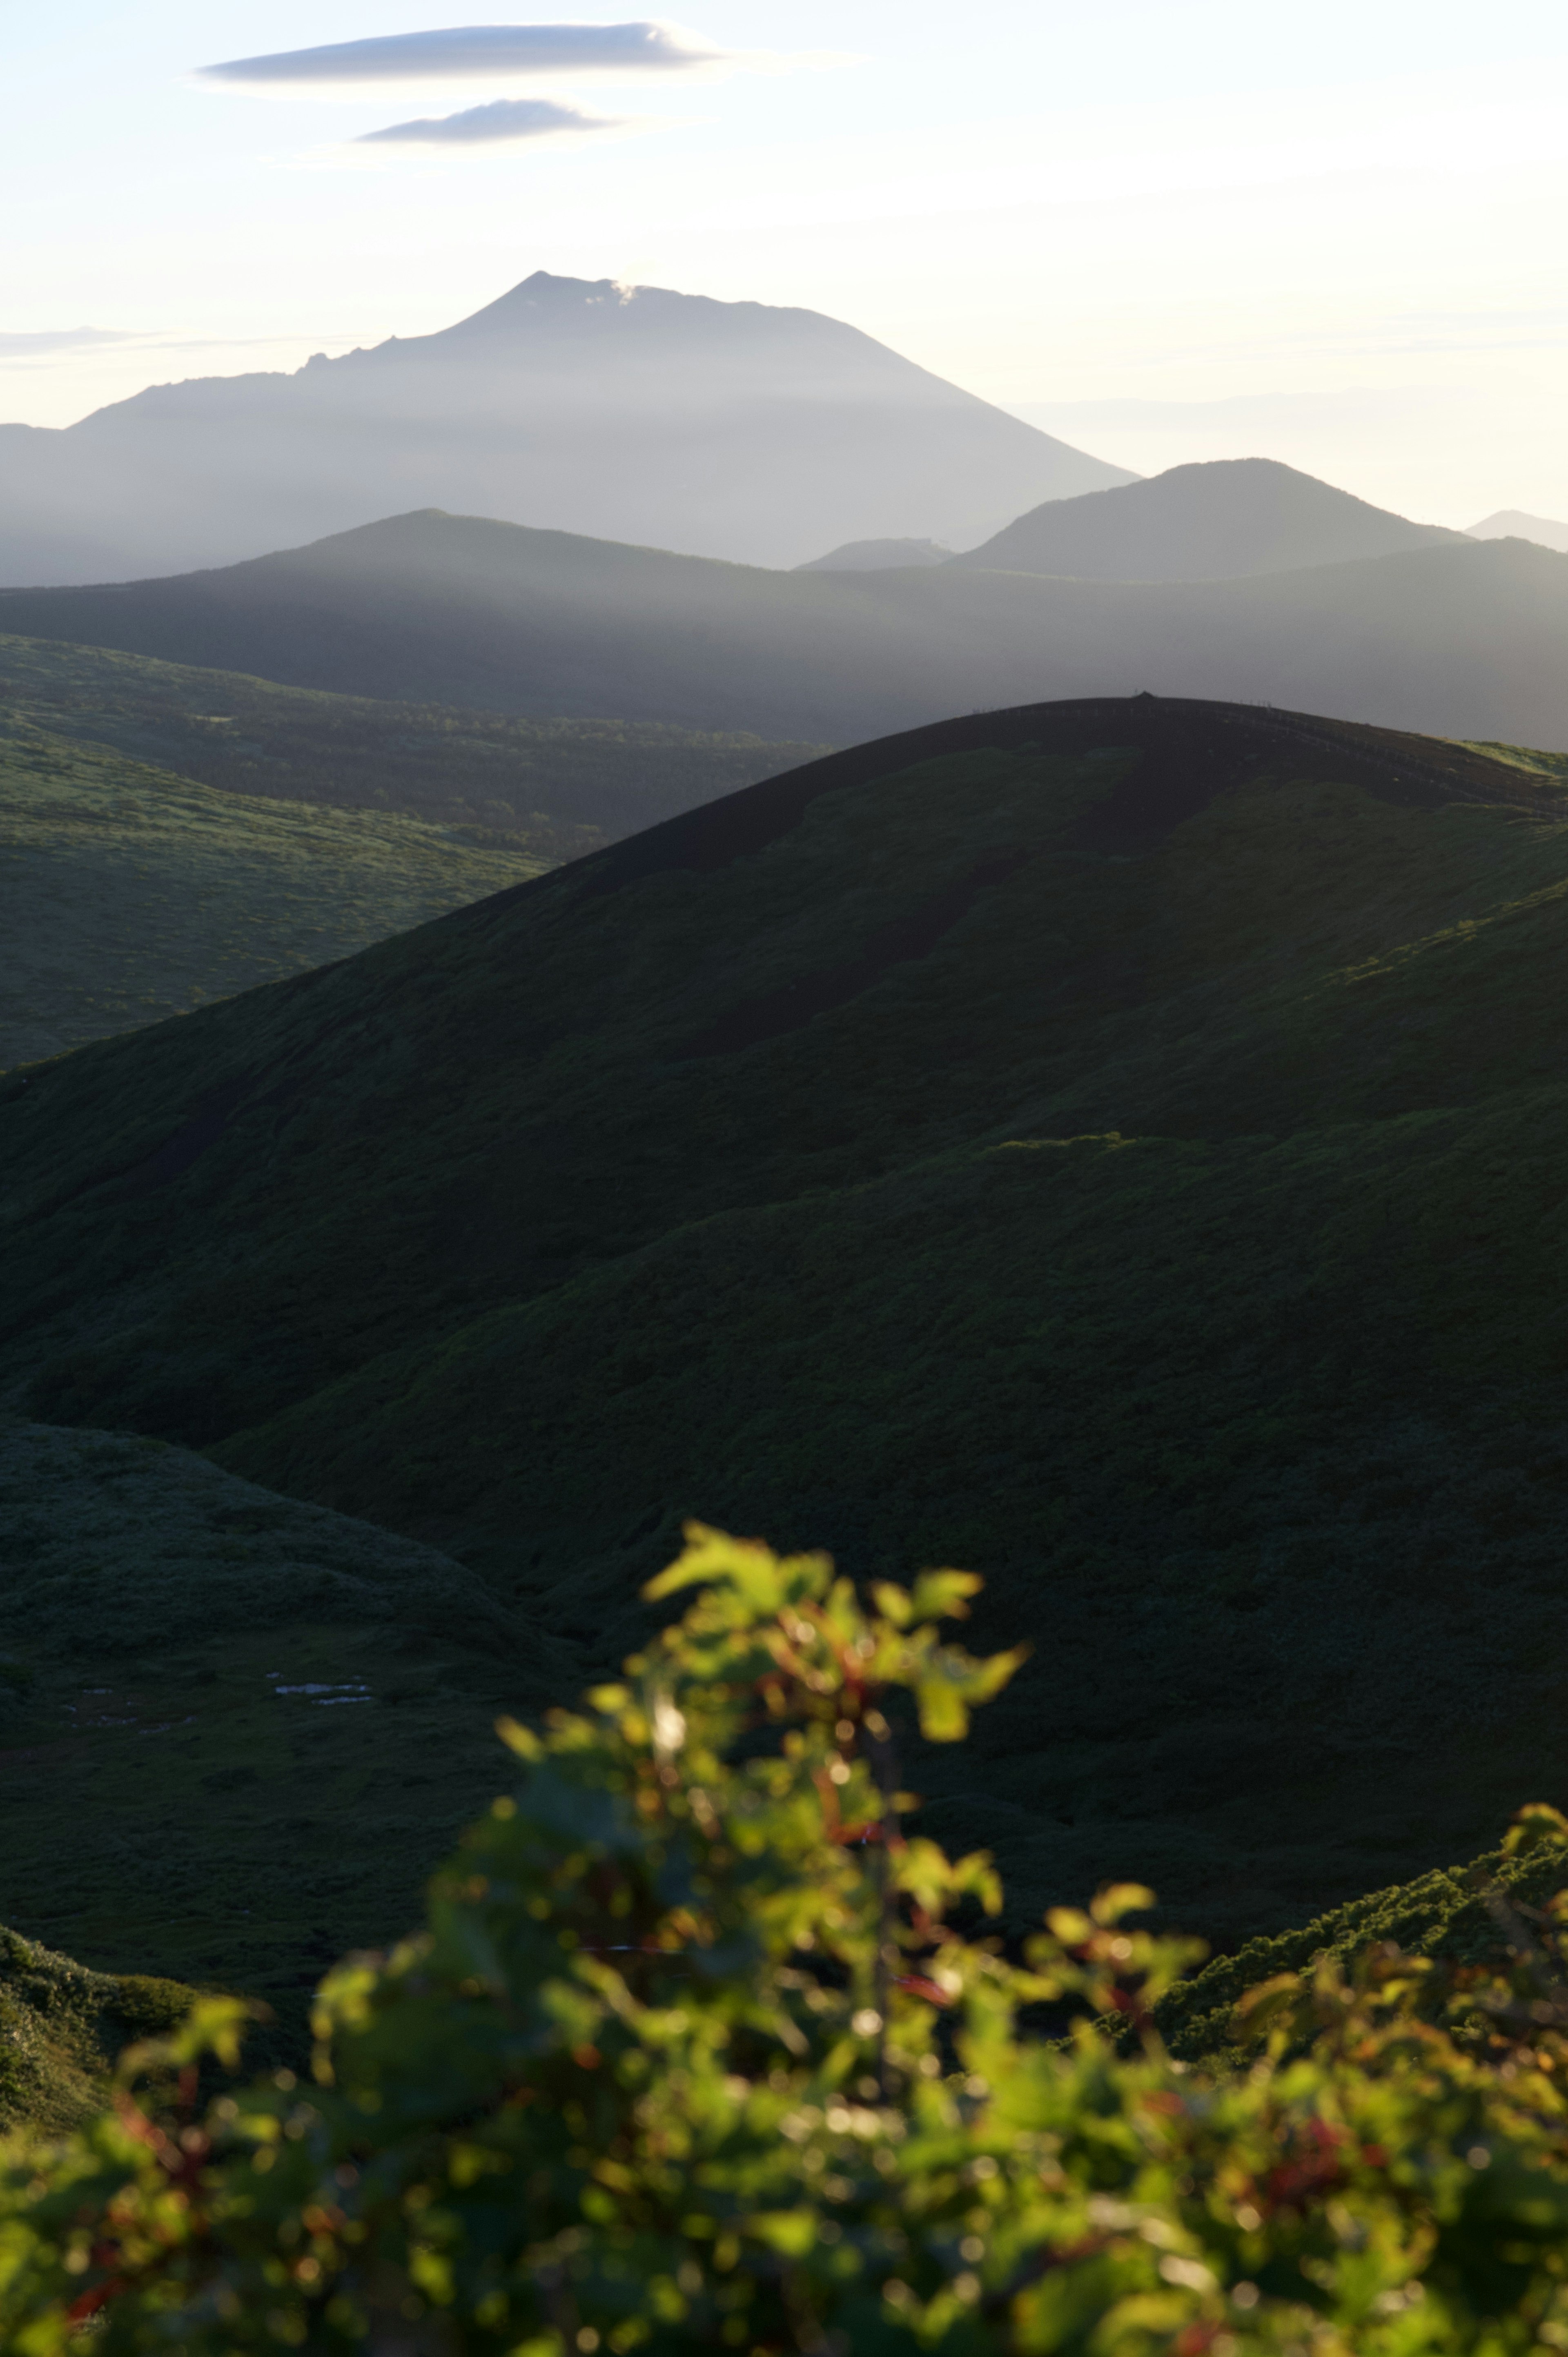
<box><xmin>1468</xmin><ymin>509</ymin><xmax>1568</xmax><ymax>555</ymax></box>
<box><xmin>9</xmin><ymin>696</ymin><xmax>1568</xmax><ymax>1961</ymax></box>
<box><xmin>795</xmin><ymin>537</ymin><xmax>953</xmax><ymax>571</ymax></box>
<box><xmin>0</xmin><ymin>272</ymin><xmax>1133</xmax><ymax>585</ymax></box>
<box><xmin>949</xmin><ymin>458</ymin><xmax>1462</xmax><ymax>580</ymax></box>
<box><xmin>2</xmin><ymin>508</ymin><xmax>1566</xmax><ymax>749</ymax></box>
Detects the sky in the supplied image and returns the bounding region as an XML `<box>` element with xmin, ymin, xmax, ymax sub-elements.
<box><xmin>4</xmin><ymin>0</ymin><xmax>1567</xmax><ymax>528</ymax></box>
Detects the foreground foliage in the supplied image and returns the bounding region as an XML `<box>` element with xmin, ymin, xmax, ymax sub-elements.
<box><xmin>6</xmin><ymin>1529</ymin><xmax>1568</xmax><ymax>2355</ymax></box>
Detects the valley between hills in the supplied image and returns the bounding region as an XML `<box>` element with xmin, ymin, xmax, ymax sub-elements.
<box><xmin>0</xmin><ymin>633</ymin><xmax>829</xmax><ymax>1065</ymax></box>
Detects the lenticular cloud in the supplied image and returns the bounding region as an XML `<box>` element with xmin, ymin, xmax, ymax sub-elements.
<box><xmin>360</xmin><ymin>96</ymin><xmax>618</xmax><ymax>143</ymax></box>
<box><xmin>202</xmin><ymin>22</ymin><xmax>720</xmax><ymax>85</ymax></box>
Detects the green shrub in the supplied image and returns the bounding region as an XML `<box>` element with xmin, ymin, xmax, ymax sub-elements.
<box><xmin>6</xmin><ymin>1527</ymin><xmax>1568</xmax><ymax>2353</ymax></box>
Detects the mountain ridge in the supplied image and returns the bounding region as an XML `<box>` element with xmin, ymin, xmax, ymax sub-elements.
<box><xmin>1</xmin><ymin>508</ymin><xmax>1565</xmax><ymax>749</ymax></box>
<box><xmin>1467</xmin><ymin>508</ymin><xmax>1568</xmax><ymax>555</ymax></box>
<box><xmin>949</xmin><ymin>457</ymin><xmax>1462</xmax><ymax>580</ymax></box>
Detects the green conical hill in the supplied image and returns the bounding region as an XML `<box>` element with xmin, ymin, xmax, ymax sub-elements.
<box><xmin>7</xmin><ymin>696</ymin><xmax>1568</xmax><ymax>1948</ymax></box>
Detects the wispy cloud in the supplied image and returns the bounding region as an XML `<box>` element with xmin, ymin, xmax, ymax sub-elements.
<box><xmin>0</xmin><ymin>328</ymin><xmax>136</xmax><ymax>356</ymax></box>
<box><xmin>359</xmin><ymin>96</ymin><xmax>619</xmax><ymax>143</ymax></box>
<box><xmin>201</xmin><ymin>22</ymin><xmax>721</xmax><ymax>86</ymax></box>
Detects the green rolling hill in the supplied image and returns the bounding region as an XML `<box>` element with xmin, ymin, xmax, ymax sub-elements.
<box><xmin>0</xmin><ymin>722</ymin><xmax>554</xmax><ymax>1067</ymax></box>
<box><xmin>0</xmin><ymin>640</ymin><xmax>829</xmax><ymax>1066</ymax></box>
<box><xmin>8</xmin><ymin>695</ymin><xmax>1568</xmax><ymax>1983</ymax></box>
<box><xmin>0</xmin><ymin>630</ymin><xmax>830</xmax><ymax>836</ymax></box>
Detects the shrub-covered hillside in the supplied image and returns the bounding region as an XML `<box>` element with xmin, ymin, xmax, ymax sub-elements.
<box><xmin>9</xmin><ymin>1531</ymin><xmax>1568</xmax><ymax>2357</ymax></box>
<box><xmin>7</xmin><ymin>695</ymin><xmax>1568</xmax><ymax>1955</ymax></box>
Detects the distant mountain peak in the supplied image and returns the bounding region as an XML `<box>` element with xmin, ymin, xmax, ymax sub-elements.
<box><xmin>949</xmin><ymin>456</ymin><xmax>1462</xmax><ymax>584</ymax></box>
<box><xmin>795</xmin><ymin>536</ymin><xmax>954</xmax><ymax>573</ymax></box>
<box><xmin>421</xmin><ymin>268</ymin><xmax>865</xmax><ymax>359</ymax></box>
<box><xmin>0</xmin><ymin>272</ymin><xmax>1136</xmax><ymax>583</ymax></box>
<box><xmin>1466</xmin><ymin>509</ymin><xmax>1568</xmax><ymax>555</ymax></box>
<box><xmin>443</xmin><ymin>269</ymin><xmax>637</xmax><ymax>331</ymax></box>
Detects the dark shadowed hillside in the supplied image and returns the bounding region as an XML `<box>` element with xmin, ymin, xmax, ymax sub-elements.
<box><xmin>950</xmin><ymin>458</ymin><xmax>1461</xmax><ymax>579</ymax></box>
<box><xmin>0</xmin><ymin>271</ymin><xmax>1132</xmax><ymax>584</ymax></box>
<box><xmin>9</xmin><ymin>696</ymin><xmax>1568</xmax><ymax>1970</ymax></box>
<box><xmin>0</xmin><ymin>1416</ymin><xmax>573</xmax><ymax>2037</ymax></box>
<box><xmin>2</xmin><ymin>511</ymin><xmax>1564</xmax><ymax>748</ymax></box>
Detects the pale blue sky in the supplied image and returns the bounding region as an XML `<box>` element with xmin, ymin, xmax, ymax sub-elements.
<box><xmin>4</xmin><ymin>1</ymin><xmax>1567</xmax><ymax>524</ymax></box>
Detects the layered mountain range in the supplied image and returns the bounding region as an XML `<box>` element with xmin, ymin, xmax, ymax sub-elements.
<box><xmin>1</xmin><ymin>479</ymin><xmax>1563</xmax><ymax>748</ymax></box>
<box><xmin>7</xmin><ymin>257</ymin><xmax>1568</xmax><ymax>2045</ymax></box>
<box><xmin>0</xmin><ymin>272</ymin><xmax>1132</xmax><ymax>584</ymax></box>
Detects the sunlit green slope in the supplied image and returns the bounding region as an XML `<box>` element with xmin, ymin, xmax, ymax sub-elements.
<box><xmin>0</xmin><ymin>723</ymin><xmax>555</xmax><ymax>1066</ymax></box>
<box><xmin>0</xmin><ymin>1917</ymin><xmax>195</xmax><ymax>2133</ymax></box>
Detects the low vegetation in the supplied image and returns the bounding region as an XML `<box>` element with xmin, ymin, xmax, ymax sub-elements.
<box><xmin>0</xmin><ymin>1926</ymin><xmax>195</xmax><ymax>2136</ymax></box>
<box><xmin>0</xmin><ymin>1418</ymin><xmax>573</xmax><ymax>2045</ymax></box>
<box><xmin>7</xmin><ymin>1529</ymin><xmax>1568</xmax><ymax>2354</ymax></box>
<box><xmin>0</xmin><ymin>629</ymin><xmax>831</xmax><ymax>836</ymax></box>
<box><xmin>0</xmin><ymin>722</ymin><xmax>567</xmax><ymax>1065</ymax></box>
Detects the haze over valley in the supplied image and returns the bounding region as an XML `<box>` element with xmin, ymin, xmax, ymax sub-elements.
<box><xmin>2</xmin><ymin>462</ymin><xmax>1564</xmax><ymax>752</ymax></box>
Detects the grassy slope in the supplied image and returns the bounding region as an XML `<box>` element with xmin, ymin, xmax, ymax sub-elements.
<box><xmin>0</xmin><ymin>1917</ymin><xmax>196</xmax><ymax>2132</ymax></box>
<box><xmin>0</xmin><ymin>631</ymin><xmax>830</xmax><ymax>837</ymax></box>
<box><xmin>0</xmin><ymin>1418</ymin><xmax>571</xmax><ymax>2047</ymax></box>
<box><xmin>9</xmin><ymin>697</ymin><xmax>1568</xmax><ymax>1975</ymax></box>
<box><xmin>0</xmin><ymin>722</ymin><xmax>558</xmax><ymax>1067</ymax></box>
<box><xmin>1154</xmin><ymin>1832</ymin><xmax>1568</xmax><ymax>2063</ymax></box>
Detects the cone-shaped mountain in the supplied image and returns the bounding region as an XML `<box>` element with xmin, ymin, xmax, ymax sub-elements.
<box><xmin>0</xmin><ymin>272</ymin><xmax>1132</xmax><ymax>585</ymax></box>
